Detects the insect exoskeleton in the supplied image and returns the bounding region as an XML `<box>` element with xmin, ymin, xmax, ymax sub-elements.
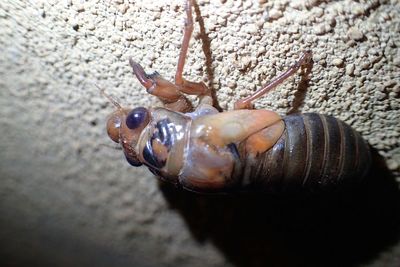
<box><xmin>102</xmin><ymin>0</ymin><xmax>371</xmax><ymax>193</ymax></box>
<box><xmin>105</xmin><ymin>104</ymin><xmax>371</xmax><ymax>193</ymax></box>
<box><xmin>239</xmin><ymin>113</ymin><xmax>371</xmax><ymax>193</ymax></box>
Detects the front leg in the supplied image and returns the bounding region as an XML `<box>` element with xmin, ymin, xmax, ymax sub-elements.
<box><xmin>130</xmin><ymin>59</ymin><xmax>193</xmax><ymax>113</ymax></box>
<box><xmin>130</xmin><ymin>0</ymin><xmax>213</xmax><ymax>113</ymax></box>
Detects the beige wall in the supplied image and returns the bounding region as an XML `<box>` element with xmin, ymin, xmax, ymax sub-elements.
<box><xmin>1</xmin><ymin>0</ymin><xmax>399</xmax><ymax>266</ymax></box>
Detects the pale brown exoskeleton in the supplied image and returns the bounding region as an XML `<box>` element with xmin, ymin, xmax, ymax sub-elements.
<box><xmin>104</xmin><ymin>0</ymin><xmax>371</xmax><ymax>193</ymax></box>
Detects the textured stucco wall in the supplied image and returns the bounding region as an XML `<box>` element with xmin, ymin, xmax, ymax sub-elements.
<box><xmin>1</xmin><ymin>0</ymin><xmax>400</xmax><ymax>266</ymax></box>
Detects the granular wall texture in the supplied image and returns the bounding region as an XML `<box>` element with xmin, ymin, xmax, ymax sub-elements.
<box><xmin>1</xmin><ymin>0</ymin><xmax>399</xmax><ymax>266</ymax></box>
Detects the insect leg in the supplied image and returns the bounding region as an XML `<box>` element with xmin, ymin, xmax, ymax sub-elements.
<box><xmin>175</xmin><ymin>0</ymin><xmax>193</xmax><ymax>87</ymax></box>
<box><xmin>174</xmin><ymin>0</ymin><xmax>211</xmax><ymax>97</ymax></box>
<box><xmin>234</xmin><ymin>51</ymin><xmax>312</xmax><ymax>110</ymax></box>
<box><xmin>129</xmin><ymin>0</ymin><xmax>209</xmax><ymax>113</ymax></box>
<box><xmin>130</xmin><ymin>59</ymin><xmax>181</xmax><ymax>100</ymax></box>
<box><xmin>129</xmin><ymin>59</ymin><xmax>194</xmax><ymax>112</ymax></box>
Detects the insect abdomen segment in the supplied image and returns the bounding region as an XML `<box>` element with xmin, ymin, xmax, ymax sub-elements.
<box><xmin>241</xmin><ymin>113</ymin><xmax>371</xmax><ymax>193</ymax></box>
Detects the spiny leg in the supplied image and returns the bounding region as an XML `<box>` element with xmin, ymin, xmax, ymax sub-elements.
<box><xmin>129</xmin><ymin>0</ymin><xmax>212</xmax><ymax>112</ymax></box>
<box><xmin>130</xmin><ymin>60</ymin><xmax>182</xmax><ymax>102</ymax></box>
<box><xmin>130</xmin><ymin>59</ymin><xmax>193</xmax><ymax>112</ymax></box>
<box><xmin>234</xmin><ymin>51</ymin><xmax>312</xmax><ymax>110</ymax></box>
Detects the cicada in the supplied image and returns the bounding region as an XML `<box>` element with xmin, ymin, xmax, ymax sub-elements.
<box><xmin>103</xmin><ymin>0</ymin><xmax>371</xmax><ymax>193</ymax></box>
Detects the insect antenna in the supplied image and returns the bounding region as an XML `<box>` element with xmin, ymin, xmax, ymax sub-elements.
<box><xmin>95</xmin><ymin>84</ymin><xmax>123</xmax><ymax>110</ymax></box>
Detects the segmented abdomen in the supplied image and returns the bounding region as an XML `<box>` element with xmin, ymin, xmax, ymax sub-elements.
<box><xmin>242</xmin><ymin>113</ymin><xmax>371</xmax><ymax>192</ymax></box>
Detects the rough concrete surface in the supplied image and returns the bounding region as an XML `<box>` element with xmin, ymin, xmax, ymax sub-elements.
<box><xmin>1</xmin><ymin>0</ymin><xmax>400</xmax><ymax>266</ymax></box>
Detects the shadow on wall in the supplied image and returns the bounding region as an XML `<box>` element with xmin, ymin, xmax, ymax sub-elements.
<box><xmin>160</xmin><ymin>149</ymin><xmax>400</xmax><ymax>267</ymax></box>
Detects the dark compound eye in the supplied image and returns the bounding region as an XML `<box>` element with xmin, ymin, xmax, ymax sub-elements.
<box><xmin>126</xmin><ymin>107</ymin><xmax>148</xmax><ymax>129</ymax></box>
<box><xmin>125</xmin><ymin>154</ymin><xmax>142</xmax><ymax>167</ymax></box>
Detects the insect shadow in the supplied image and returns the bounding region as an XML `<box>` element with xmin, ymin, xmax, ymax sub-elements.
<box><xmin>160</xmin><ymin>149</ymin><xmax>400</xmax><ymax>267</ymax></box>
<box><xmin>192</xmin><ymin>0</ymin><xmax>222</xmax><ymax>111</ymax></box>
<box><xmin>288</xmin><ymin>58</ymin><xmax>313</xmax><ymax>114</ymax></box>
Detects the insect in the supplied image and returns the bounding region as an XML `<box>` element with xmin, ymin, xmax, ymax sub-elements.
<box><xmin>103</xmin><ymin>0</ymin><xmax>371</xmax><ymax>193</ymax></box>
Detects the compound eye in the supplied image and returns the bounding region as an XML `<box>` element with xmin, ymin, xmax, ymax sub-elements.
<box><xmin>126</xmin><ymin>107</ymin><xmax>149</xmax><ymax>129</ymax></box>
<box><xmin>125</xmin><ymin>155</ymin><xmax>142</xmax><ymax>167</ymax></box>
